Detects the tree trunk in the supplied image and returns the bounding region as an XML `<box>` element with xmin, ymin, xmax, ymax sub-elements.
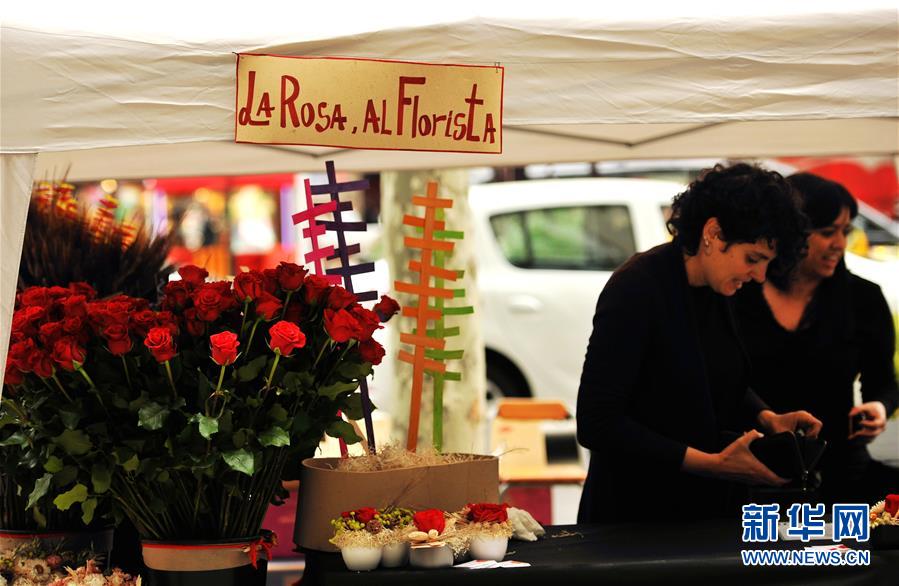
<box><xmin>380</xmin><ymin>170</ymin><xmax>486</xmax><ymax>454</ymax></box>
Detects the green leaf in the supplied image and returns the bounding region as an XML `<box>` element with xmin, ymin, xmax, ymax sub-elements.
<box><xmin>326</xmin><ymin>420</ymin><xmax>363</xmax><ymax>444</ymax></box>
<box><xmin>81</xmin><ymin>497</ymin><xmax>98</xmax><ymax>525</ymax></box>
<box><xmin>259</xmin><ymin>427</ymin><xmax>290</xmax><ymax>448</ymax></box>
<box><xmin>337</xmin><ymin>361</ymin><xmax>373</xmax><ymax>380</ymax></box>
<box><xmin>0</xmin><ymin>432</ymin><xmax>27</xmax><ymax>447</ymax></box>
<box><xmin>53</xmin><ymin>429</ymin><xmax>92</xmax><ymax>456</ymax></box>
<box><xmin>53</xmin><ymin>483</ymin><xmax>88</xmax><ymax>511</ymax></box>
<box><xmin>193</xmin><ymin>414</ymin><xmax>219</xmax><ymax>439</ymax></box>
<box><xmin>44</xmin><ymin>456</ymin><xmax>64</xmax><ymax>474</ymax></box>
<box><xmin>138</xmin><ymin>402</ymin><xmax>169</xmax><ymax>430</ymax></box>
<box><xmin>268</xmin><ymin>404</ymin><xmax>288</xmax><ymax>423</ymax></box>
<box><xmin>58</xmin><ymin>408</ymin><xmax>82</xmax><ymax>430</ymax></box>
<box><xmin>91</xmin><ymin>463</ymin><xmax>111</xmax><ymax>494</ymax></box>
<box><xmin>53</xmin><ymin>466</ymin><xmax>78</xmax><ymax>488</ymax></box>
<box><xmin>337</xmin><ymin>392</ymin><xmax>372</xmax><ymax>420</ymax></box>
<box><xmin>26</xmin><ymin>474</ymin><xmax>52</xmax><ymax>510</ymax></box>
<box><xmin>292</xmin><ymin>411</ymin><xmax>311</xmax><ymax>435</ymax></box>
<box><xmin>238</xmin><ymin>355</ymin><xmax>269</xmax><ymax>382</ymax></box>
<box><xmin>121</xmin><ymin>454</ymin><xmax>139</xmax><ymax>473</ymax></box>
<box><xmin>317</xmin><ymin>381</ymin><xmax>360</xmax><ymax>400</ymax></box>
<box><xmin>222</xmin><ymin>449</ymin><xmax>255</xmax><ymax>476</ymax></box>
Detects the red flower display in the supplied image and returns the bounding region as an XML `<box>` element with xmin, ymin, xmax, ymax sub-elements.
<box><xmin>359</xmin><ymin>338</ymin><xmax>385</xmax><ymax>365</ymax></box>
<box><xmin>327</xmin><ymin>287</ymin><xmax>358</xmax><ymax>310</ymax></box>
<box><xmin>276</xmin><ymin>262</ymin><xmax>307</xmax><ymax>291</ymax></box>
<box><xmin>324</xmin><ymin>308</ymin><xmax>360</xmax><ymax>343</ymax></box>
<box><xmin>885</xmin><ymin>494</ymin><xmax>899</xmax><ymax>517</ymax></box>
<box><xmin>350</xmin><ymin>306</ymin><xmax>381</xmax><ymax>341</ymax></box>
<box><xmin>268</xmin><ymin>321</ymin><xmax>306</xmax><ymax>357</ymax></box>
<box><xmin>373</xmin><ymin>295</ymin><xmax>400</xmax><ymax>323</ymax></box>
<box><xmin>193</xmin><ymin>285</ymin><xmax>226</xmax><ymax>322</ymax></box>
<box><xmin>178</xmin><ymin>265</ymin><xmax>208</xmax><ymax>287</ymax></box>
<box><xmin>467</xmin><ymin>503</ymin><xmax>509</xmax><ymax>524</ymax></box>
<box><xmin>413</xmin><ymin>509</ymin><xmax>446</xmax><ymax>534</ymax></box>
<box><xmin>51</xmin><ymin>337</ymin><xmax>87</xmax><ymax>371</ymax></box>
<box><xmin>303</xmin><ymin>274</ymin><xmax>331</xmax><ymax>304</ymax></box>
<box><xmin>255</xmin><ymin>291</ymin><xmax>284</xmax><ymax>321</ymax></box>
<box><xmin>144</xmin><ymin>327</ymin><xmax>177</xmax><ymax>363</ymax></box>
<box><xmin>234</xmin><ymin>271</ymin><xmax>265</xmax><ymax>303</ymax></box>
<box><xmin>354</xmin><ymin>507</ymin><xmax>378</xmax><ymax>524</ymax></box>
<box><xmin>102</xmin><ymin>323</ymin><xmax>133</xmax><ymax>356</ymax></box>
<box><xmin>210</xmin><ymin>331</ymin><xmax>240</xmax><ymax>366</ymax></box>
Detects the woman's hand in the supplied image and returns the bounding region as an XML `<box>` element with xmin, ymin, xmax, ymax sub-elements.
<box><xmin>848</xmin><ymin>401</ymin><xmax>887</xmax><ymax>442</ymax></box>
<box><xmin>758</xmin><ymin>409</ymin><xmax>822</xmax><ymax>438</ymax></box>
<box><xmin>682</xmin><ymin>431</ymin><xmax>787</xmax><ymax>486</ymax></box>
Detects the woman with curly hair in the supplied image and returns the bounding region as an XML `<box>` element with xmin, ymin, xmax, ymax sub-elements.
<box><xmin>734</xmin><ymin>173</ymin><xmax>899</xmax><ymax>505</ymax></box>
<box><xmin>576</xmin><ymin>162</ymin><xmax>821</xmax><ymax>523</ymax></box>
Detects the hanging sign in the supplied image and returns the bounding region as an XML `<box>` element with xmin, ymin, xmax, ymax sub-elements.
<box><xmin>235</xmin><ymin>54</ymin><xmax>503</xmax><ymax>154</ymax></box>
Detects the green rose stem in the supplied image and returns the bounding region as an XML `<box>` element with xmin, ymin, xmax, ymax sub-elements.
<box><xmin>163</xmin><ymin>360</ymin><xmax>178</xmax><ymax>398</ymax></box>
<box><xmin>280</xmin><ymin>290</ymin><xmax>294</xmax><ymax>319</ymax></box>
<box><xmin>50</xmin><ymin>373</ymin><xmax>74</xmax><ymax>403</ymax></box>
<box><xmin>239</xmin><ymin>299</ymin><xmax>251</xmax><ymax>335</ymax></box>
<box><xmin>120</xmin><ymin>356</ymin><xmax>133</xmax><ymax>391</ymax></box>
<box><xmin>312</xmin><ymin>339</ymin><xmax>331</xmax><ymax>369</ymax></box>
<box><xmin>243</xmin><ymin>318</ymin><xmax>262</xmax><ymax>361</ymax></box>
<box><xmin>264</xmin><ymin>349</ymin><xmax>283</xmax><ymax>393</ymax></box>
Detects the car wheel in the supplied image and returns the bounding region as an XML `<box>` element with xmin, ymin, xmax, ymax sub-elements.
<box><xmin>485</xmin><ymin>357</ymin><xmax>530</xmax><ymax>415</ymax></box>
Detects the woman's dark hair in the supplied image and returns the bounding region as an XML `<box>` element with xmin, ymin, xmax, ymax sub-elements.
<box><xmin>764</xmin><ymin>172</ymin><xmax>859</xmax><ymax>290</ymax></box>
<box><xmin>787</xmin><ymin>172</ymin><xmax>858</xmax><ymax>229</ymax></box>
<box><xmin>667</xmin><ymin>162</ymin><xmax>807</xmax><ymax>280</ymax></box>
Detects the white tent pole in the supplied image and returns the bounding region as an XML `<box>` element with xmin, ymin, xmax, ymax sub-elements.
<box><xmin>0</xmin><ymin>153</ymin><xmax>36</xmax><ymax>393</ymax></box>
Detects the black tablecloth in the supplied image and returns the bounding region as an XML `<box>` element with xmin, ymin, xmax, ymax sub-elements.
<box><xmin>300</xmin><ymin>521</ymin><xmax>899</xmax><ymax>586</ymax></box>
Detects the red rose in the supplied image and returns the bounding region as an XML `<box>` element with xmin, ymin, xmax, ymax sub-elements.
<box><xmin>413</xmin><ymin>509</ymin><xmax>446</xmax><ymax>534</ymax></box>
<box><xmin>22</xmin><ymin>306</ymin><xmax>47</xmax><ymax>328</ymax></box>
<box><xmin>47</xmin><ymin>286</ymin><xmax>72</xmax><ymax>299</ymax></box>
<box><xmin>61</xmin><ymin>295</ymin><xmax>88</xmax><ymax>319</ymax></box>
<box><xmin>163</xmin><ymin>280</ymin><xmax>191</xmax><ymax>309</ymax></box>
<box><xmin>193</xmin><ymin>285</ymin><xmax>225</xmax><ymax>322</ymax></box>
<box><xmin>52</xmin><ymin>337</ymin><xmax>87</xmax><ymax>371</ymax></box>
<box><xmin>886</xmin><ymin>494</ymin><xmax>899</xmax><ymax>517</ymax></box>
<box><xmin>255</xmin><ymin>291</ymin><xmax>284</xmax><ymax>321</ymax></box>
<box><xmin>467</xmin><ymin>503</ymin><xmax>509</xmax><ymax>524</ymax></box>
<box><xmin>155</xmin><ymin>311</ymin><xmax>181</xmax><ymax>336</ymax></box>
<box><xmin>327</xmin><ymin>286</ymin><xmax>358</xmax><ymax>310</ymax></box>
<box><xmin>8</xmin><ymin>339</ymin><xmax>37</xmax><ymax>371</ymax></box>
<box><xmin>303</xmin><ymin>274</ymin><xmax>331</xmax><ymax>304</ymax></box>
<box><xmin>144</xmin><ymin>327</ymin><xmax>177</xmax><ymax>363</ymax></box>
<box><xmin>178</xmin><ymin>265</ymin><xmax>208</xmax><ymax>287</ymax></box>
<box><xmin>68</xmin><ymin>282</ymin><xmax>97</xmax><ymax>300</ymax></box>
<box><xmin>277</xmin><ymin>262</ymin><xmax>307</xmax><ymax>291</ymax></box>
<box><xmin>129</xmin><ymin>310</ymin><xmax>156</xmax><ymax>337</ymax></box>
<box><xmin>354</xmin><ymin>507</ymin><xmax>378</xmax><ymax>524</ymax></box>
<box><xmin>4</xmin><ymin>359</ymin><xmax>23</xmax><ymax>387</ymax></box>
<box><xmin>183</xmin><ymin>308</ymin><xmax>206</xmax><ymax>337</ymax></box>
<box><xmin>210</xmin><ymin>281</ymin><xmax>239</xmax><ymax>312</ymax></box>
<box><xmin>282</xmin><ymin>299</ymin><xmax>306</xmax><ymax>323</ymax></box>
<box><xmin>20</xmin><ymin>287</ymin><xmax>51</xmax><ymax>308</ymax></box>
<box><xmin>102</xmin><ymin>323</ymin><xmax>133</xmax><ymax>356</ymax></box>
<box><xmin>359</xmin><ymin>338</ymin><xmax>385</xmax><ymax>365</ymax></box>
<box><xmin>261</xmin><ymin>269</ymin><xmax>280</xmax><ymax>294</ymax></box>
<box><xmin>324</xmin><ymin>309</ymin><xmax>362</xmax><ymax>343</ymax></box>
<box><xmin>268</xmin><ymin>321</ymin><xmax>306</xmax><ymax>357</ymax></box>
<box><xmin>373</xmin><ymin>295</ymin><xmax>401</xmax><ymax>323</ymax></box>
<box><xmin>350</xmin><ymin>306</ymin><xmax>381</xmax><ymax>341</ymax></box>
<box><xmin>234</xmin><ymin>271</ymin><xmax>265</xmax><ymax>302</ymax></box>
<box><xmin>28</xmin><ymin>351</ymin><xmax>55</xmax><ymax>379</ymax></box>
<box><xmin>209</xmin><ymin>331</ymin><xmax>240</xmax><ymax>366</ymax></box>
<box><xmin>62</xmin><ymin>316</ymin><xmax>85</xmax><ymax>336</ymax></box>
<box><xmin>39</xmin><ymin>322</ymin><xmax>64</xmax><ymax>346</ymax></box>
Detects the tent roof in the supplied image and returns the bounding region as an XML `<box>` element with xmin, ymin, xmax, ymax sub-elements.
<box><xmin>2</xmin><ymin>3</ymin><xmax>897</xmax><ymax>179</ymax></box>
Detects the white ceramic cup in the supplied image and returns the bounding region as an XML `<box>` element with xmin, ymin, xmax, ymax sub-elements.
<box><xmin>380</xmin><ymin>541</ymin><xmax>409</xmax><ymax>568</ymax></box>
<box><xmin>409</xmin><ymin>544</ymin><xmax>454</xmax><ymax>568</ymax></box>
<box><xmin>340</xmin><ymin>545</ymin><xmax>382</xmax><ymax>571</ymax></box>
<box><xmin>468</xmin><ymin>536</ymin><xmax>508</xmax><ymax>561</ymax></box>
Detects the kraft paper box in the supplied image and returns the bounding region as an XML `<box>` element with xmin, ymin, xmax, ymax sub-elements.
<box><xmin>295</xmin><ymin>454</ymin><xmax>499</xmax><ymax>552</ymax></box>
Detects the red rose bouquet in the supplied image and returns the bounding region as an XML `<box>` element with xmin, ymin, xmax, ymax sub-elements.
<box><xmin>2</xmin><ymin>264</ymin><xmax>397</xmax><ymax>540</ymax></box>
<box><xmin>459</xmin><ymin>503</ymin><xmax>513</xmax><ymax>539</ymax></box>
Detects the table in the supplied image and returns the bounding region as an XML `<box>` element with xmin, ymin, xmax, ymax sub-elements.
<box><xmin>300</xmin><ymin>521</ymin><xmax>898</xmax><ymax>585</ymax></box>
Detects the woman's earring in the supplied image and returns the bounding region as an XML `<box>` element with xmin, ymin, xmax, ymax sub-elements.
<box><xmin>703</xmin><ymin>237</ymin><xmax>711</xmax><ymax>255</ymax></box>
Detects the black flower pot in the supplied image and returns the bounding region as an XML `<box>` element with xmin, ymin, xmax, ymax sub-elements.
<box><xmin>141</xmin><ymin>536</ymin><xmax>268</xmax><ymax>586</ymax></box>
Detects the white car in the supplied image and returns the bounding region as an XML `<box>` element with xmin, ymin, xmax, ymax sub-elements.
<box><xmin>468</xmin><ymin>178</ymin><xmax>682</xmax><ymax>413</ymax></box>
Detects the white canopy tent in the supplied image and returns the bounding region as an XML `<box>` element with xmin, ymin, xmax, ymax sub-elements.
<box><xmin>2</xmin><ymin>2</ymin><xmax>898</xmax><ymax>387</ymax></box>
